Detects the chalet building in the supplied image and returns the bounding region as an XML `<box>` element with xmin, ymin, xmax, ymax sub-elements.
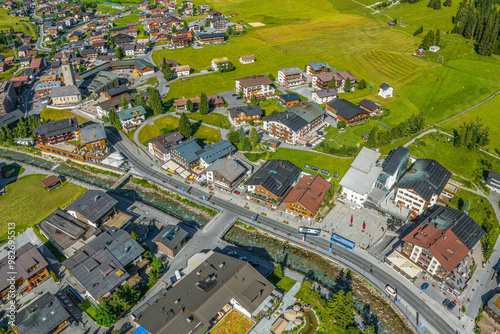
<box><xmin>283</xmin><ymin>174</ymin><xmax>331</xmax><ymax>219</ymax></box>
<box><xmin>358</xmin><ymin>99</ymin><xmax>383</xmax><ymax>116</ymax></box>
<box><xmin>311</xmin><ymin>89</ymin><xmax>337</xmax><ymax>104</ymax></box>
<box><xmin>63</xmin><ymin>227</ymin><xmax>144</xmax><ymax>304</ymax></box>
<box><xmin>38</xmin><ymin>209</ymin><xmax>98</xmax><ymax>258</ymax></box>
<box><xmin>311</xmin><ymin>72</ymin><xmax>335</xmax><ymax>89</ymax></box>
<box><xmin>96</xmin><ymin>93</ymin><xmax>134</xmax><ymax>118</ymax></box>
<box><xmin>204</xmin><ymin>158</ymin><xmax>247</xmax><ymax>190</ymax></box>
<box><xmin>174</xmin><ymin>94</ymin><xmax>224</xmax><ymax>111</ymax></box>
<box><xmin>227</xmin><ymin>105</ymin><xmax>263</xmax><ymax>125</ymax></box>
<box><xmin>278</xmin><ymin>93</ymin><xmax>301</xmax><ymax>107</ymax></box>
<box><xmin>152</xmin><ymin>225</ymin><xmax>188</xmax><ymax>258</ymax></box>
<box><xmin>401</xmin><ymin>206</ymin><xmax>484</xmax><ymax>281</ymax></box>
<box><xmin>147</xmin><ymin>131</ymin><xmax>184</xmax><ymax>162</ymax></box>
<box><xmin>12</xmin><ymin>293</ymin><xmax>71</xmax><ymax>334</ymax></box>
<box><xmin>335</xmin><ymin>71</ymin><xmax>357</xmax><ymax>93</ymax></box>
<box><xmin>261</xmin><ymin>102</ymin><xmax>326</xmax><ymax>145</ymax></box>
<box><xmin>173</xmin><ymin>65</ymin><xmax>190</xmax><ymax>77</ymax></box>
<box><xmin>277</xmin><ymin>67</ymin><xmax>304</xmax><ymax>87</ymax></box>
<box><xmin>207</xmin><ymin>10</ymin><xmax>223</xmax><ymax>19</ymax></box>
<box><xmin>65</xmin><ymin>189</ymin><xmax>118</xmax><ymax>227</ymax></box>
<box><xmin>38</xmin><ymin>123</ymin><xmax>109</xmax><ymax>163</ymax></box>
<box><xmin>0</xmin><ymin>243</ymin><xmax>50</xmax><ymax>299</ymax></box>
<box><xmin>339</xmin><ymin>147</ymin><xmax>382</xmax><ymax>207</ymax></box>
<box><xmin>306</xmin><ymin>61</ymin><xmax>334</xmax><ymax>75</ymax></box>
<box><xmin>170</xmin><ymin>139</ymin><xmax>236</xmax><ymax>170</ymax></box>
<box><xmin>211</xmin><ymin>57</ymin><xmax>229</xmax><ymax>71</ymax></box>
<box><xmin>379</xmin><ymin>83</ymin><xmax>394</xmax><ymax>98</ymax></box>
<box><xmin>235</xmin><ymin>75</ymin><xmax>275</xmax><ymax>101</ymax></box>
<box><xmin>210</xmin><ymin>17</ymin><xmax>228</xmax><ymax>30</ymax></box>
<box><xmin>196</xmin><ymin>33</ymin><xmax>225</xmax><ymax>44</ymax></box>
<box><xmin>117</xmin><ymin>105</ymin><xmax>147</xmax><ymax>133</ymax></box>
<box><xmin>34</xmin><ymin>118</ymin><xmax>79</xmax><ymax>145</ymax></box>
<box><xmin>245</xmin><ymin>159</ymin><xmax>302</xmax><ymax>207</ymax></box>
<box><xmin>394</xmin><ymin>159</ymin><xmax>452</xmax><ymax>216</ymax></box>
<box><xmin>326</xmin><ymin>98</ymin><xmax>369</xmax><ymax>125</ymax></box>
<box><xmin>171</xmin><ymin>34</ymin><xmax>191</xmax><ymax>48</ymax></box>
<box><xmin>239</xmin><ymin>55</ymin><xmax>255</xmax><ymax>64</ymax></box>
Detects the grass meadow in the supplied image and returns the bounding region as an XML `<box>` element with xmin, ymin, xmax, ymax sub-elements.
<box><xmin>152</xmin><ymin>0</ymin><xmax>500</xmax><ymax>129</ymax></box>
<box><xmin>0</xmin><ymin>174</ymin><xmax>86</xmax><ymax>241</ymax></box>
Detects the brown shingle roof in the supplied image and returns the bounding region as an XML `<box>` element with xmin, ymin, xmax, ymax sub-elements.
<box><xmin>41</xmin><ymin>175</ymin><xmax>60</xmax><ymax>188</ymax></box>
<box><xmin>283</xmin><ymin>175</ymin><xmax>331</xmax><ymax>215</ymax></box>
<box><xmin>235</xmin><ymin>75</ymin><xmax>272</xmax><ymax>87</ymax></box>
<box><xmin>428</xmin><ymin>229</ymin><xmax>470</xmax><ymax>273</ymax></box>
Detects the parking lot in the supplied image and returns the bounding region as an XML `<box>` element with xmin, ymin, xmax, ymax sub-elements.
<box><xmin>319</xmin><ymin>204</ymin><xmax>388</xmax><ymax>250</ymax></box>
<box><xmin>281</xmin><ymin>84</ymin><xmax>313</xmax><ymax>100</ymax></box>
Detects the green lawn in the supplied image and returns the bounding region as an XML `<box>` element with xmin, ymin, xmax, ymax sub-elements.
<box><xmin>0</xmin><ymin>9</ymin><xmax>38</xmax><ymax>39</ymax></box>
<box><xmin>299</xmin><ymin>310</ymin><xmax>319</xmax><ymax>334</ymax></box>
<box><xmin>184</xmin><ymin>112</ymin><xmax>231</xmax><ymax>129</ymax></box>
<box><xmin>441</xmin><ymin>94</ymin><xmax>500</xmax><ymax>151</ymax></box>
<box><xmin>0</xmin><ymin>174</ymin><xmax>86</xmax><ymax>241</ymax></box>
<box><xmin>77</xmin><ymin>300</ymin><xmax>98</xmax><ymax>321</ymax></box>
<box><xmin>112</xmin><ymin>10</ymin><xmax>139</xmax><ymax>27</ymax></box>
<box><xmin>323</xmin><ymin>126</ymin><xmax>339</xmax><ymax>140</ymax></box>
<box><xmin>0</xmin><ymin>65</ymin><xmax>17</xmax><ymax>81</ymax></box>
<box><xmin>245</xmin><ymin>148</ymin><xmax>353</xmax><ymax>182</ymax></box>
<box><xmin>266</xmin><ymin>271</ymin><xmax>297</xmax><ymax>292</ymax></box>
<box><xmin>40</xmin><ymin>108</ymin><xmax>88</xmax><ymax>124</ymax></box>
<box><xmin>210</xmin><ymin>309</ymin><xmax>255</xmax><ymax>334</ymax></box>
<box><xmin>151</xmin><ymin>0</ymin><xmax>500</xmax><ymax>132</ymax></box>
<box><xmin>449</xmin><ymin>189</ymin><xmax>499</xmax><ymax>259</ymax></box>
<box><xmin>407</xmin><ymin>133</ymin><xmax>500</xmax><ymax>179</ymax></box>
<box><xmin>329</xmin><ymin>119</ymin><xmax>378</xmax><ymax>148</ymax></box>
<box><xmin>138</xmin><ymin>115</ymin><xmax>222</xmax><ymax>145</ymax></box>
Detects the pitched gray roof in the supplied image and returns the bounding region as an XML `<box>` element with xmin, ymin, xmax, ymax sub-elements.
<box><xmin>245</xmin><ymin>159</ymin><xmax>301</xmax><ymax>197</ymax></box>
<box><xmin>263</xmin><ymin>102</ymin><xmax>325</xmax><ymax>132</ymax></box>
<box><xmin>34</xmin><ymin>118</ymin><xmax>78</xmax><ymax>137</ymax></box>
<box><xmin>205</xmin><ymin>158</ymin><xmax>247</xmax><ymax>182</ymax></box>
<box><xmin>199</xmin><ymin>140</ymin><xmax>236</xmax><ymax>164</ymax></box>
<box><xmin>395</xmin><ymin>159</ymin><xmax>451</xmax><ymax>202</ymax></box>
<box><xmin>79</xmin><ymin>123</ymin><xmax>106</xmax><ymax>144</ymax></box>
<box><xmin>313</xmin><ymin>88</ymin><xmax>337</xmax><ymax>98</ymax></box>
<box><xmin>50</xmin><ymin>85</ymin><xmax>81</xmax><ymax>98</ymax></box>
<box><xmin>135</xmin><ymin>252</ymin><xmax>274</xmax><ymax>334</ymax></box>
<box><xmin>358</xmin><ymin>99</ymin><xmax>381</xmax><ymax>111</ymax></box>
<box><xmin>380</xmin><ymin>83</ymin><xmax>391</xmax><ymax>90</ymax></box>
<box><xmin>65</xmin><ymin>189</ymin><xmax>118</xmax><ymax>223</ymax></box>
<box><xmin>382</xmin><ymin>146</ymin><xmax>409</xmax><ymax>176</ymax></box>
<box><xmin>0</xmin><ymin>109</ymin><xmax>24</xmax><ymax>128</ymax></box>
<box><xmin>16</xmin><ymin>293</ymin><xmax>70</xmax><ymax>334</ymax></box>
<box><xmin>0</xmin><ymin>243</ymin><xmax>48</xmax><ymax>292</ymax></box>
<box><xmin>228</xmin><ymin>105</ymin><xmax>262</xmax><ymax>119</ymax></box>
<box><xmin>171</xmin><ymin>138</ymin><xmax>204</xmax><ymax>164</ymax></box>
<box><xmin>104</xmin><ymin>84</ymin><xmax>128</xmax><ymax>97</ymax></box>
<box><xmin>62</xmin><ymin>227</ymin><xmax>144</xmax><ymax>300</ymax></box>
<box><xmin>152</xmin><ymin>225</ymin><xmax>188</xmax><ymax>250</ymax></box>
<box><xmin>327</xmin><ymin>98</ymin><xmax>368</xmax><ymax>120</ymax></box>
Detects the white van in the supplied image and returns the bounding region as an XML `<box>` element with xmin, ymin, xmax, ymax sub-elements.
<box><xmin>175</xmin><ymin>270</ymin><xmax>182</xmax><ymax>281</ymax></box>
<box><xmin>385</xmin><ymin>285</ymin><xmax>396</xmax><ymax>298</ymax></box>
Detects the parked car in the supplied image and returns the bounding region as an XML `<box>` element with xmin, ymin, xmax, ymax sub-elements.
<box><xmin>227</xmin><ymin>251</ymin><xmax>237</xmax><ymax>256</ymax></box>
<box><xmin>442</xmin><ymin>298</ymin><xmax>451</xmax><ymax>307</ymax></box>
<box><xmin>233</xmin><ymin>190</ymin><xmax>240</xmax><ymax>195</ymax></box>
<box><xmin>447</xmin><ymin>301</ymin><xmax>457</xmax><ymax>311</ymax></box>
<box><xmin>421</xmin><ymin>283</ymin><xmax>429</xmax><ymax>291</ymax></box>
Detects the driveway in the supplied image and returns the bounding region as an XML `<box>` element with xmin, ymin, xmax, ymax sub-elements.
<box><xmin>280</xmin><ymin>85</ymin><xmax>313</xmax><ymax>100</ymax></box>
<box><xmin>219</xmin><ymin>90</ymin><xmax>246</xmax><ymax>108</ymax></box>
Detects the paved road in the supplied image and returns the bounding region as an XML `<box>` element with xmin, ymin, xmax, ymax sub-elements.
<box><xmin>33</xmin><ymin>15</ymin><xmax>50</xmax><ymax>52</ymax></box>
<box><xmin>403</xmin><ymin>129</ymin><xmax>453</xmax><ymax>148</ymax></box>
<box><xmin>105</xmin><ymin>126</ymin><xmax>460</xmax><ymax>334</ymax></box>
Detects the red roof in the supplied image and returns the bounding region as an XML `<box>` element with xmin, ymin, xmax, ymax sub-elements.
<box><xmin>282</xmin><ymin>175</ymin><xmax>331</xmax><ymax>215</ymax></box>
<box><xmin>10</xmin><ymin>75</ymin><xmax>29</xmax><ymax>82</ymax></box>
<box><xmin>428</xmin><ymin>229</ymin><xmax>470</xmax><ymax>273</ymax></box>
<box><xmin>30</xmin><ymin>58</ymin><xmax>42</xmax><ymax>69</ymax></box>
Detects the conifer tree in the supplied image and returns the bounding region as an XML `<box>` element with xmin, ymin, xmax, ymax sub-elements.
<box><xmin>178</xmin><ymin>113</ymin><xmax>193</xmax><ymax>138</ymax></box>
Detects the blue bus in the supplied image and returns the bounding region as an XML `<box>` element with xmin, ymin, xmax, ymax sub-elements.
<box><xmin>331</xmin><ymin>233</ymin><xmax>355</xmax><ymax>250</ymax></box>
